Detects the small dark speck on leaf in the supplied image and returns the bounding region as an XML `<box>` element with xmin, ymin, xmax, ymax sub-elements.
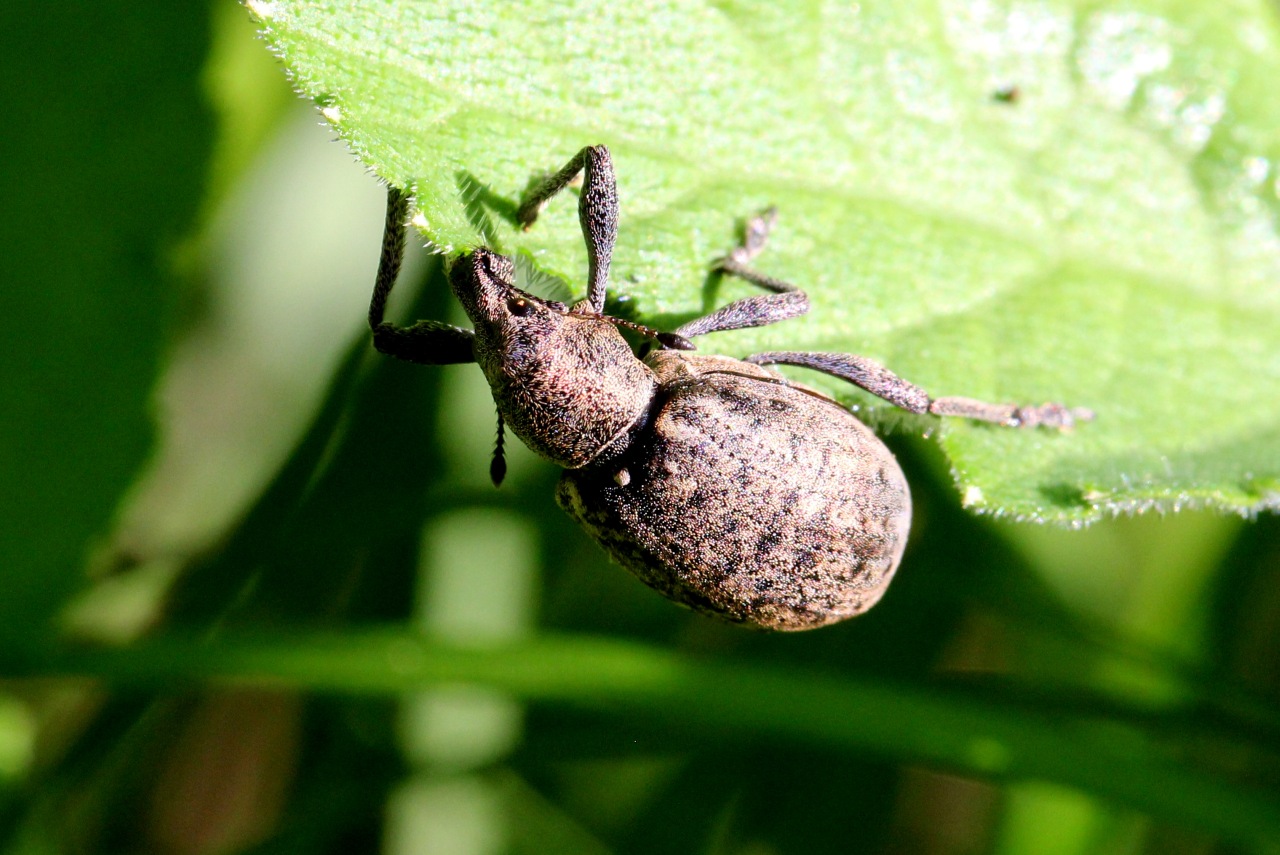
<box><xmin>992</xmin><ymin>84</ymin><xmax>1020</xmax><ymax>104</ymax></box>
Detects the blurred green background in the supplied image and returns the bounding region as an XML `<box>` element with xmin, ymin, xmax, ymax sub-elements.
<box><xmin>1</xmin><ymin>3</ymin><xmax>1279</xmax><ymax>854</ymax></box>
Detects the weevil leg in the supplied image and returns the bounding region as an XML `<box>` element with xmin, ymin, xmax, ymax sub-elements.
<box><xmin>714</xmin><ymin>206</ymin><xmax>789</xmax><ymax>284</ymax></box>
<box><xmin>675</xmin><ymin>207</ymin><xmax>811</xmax><ymax>340</ymax></box>
<box><xmin>517</xmin><ymin>145</ymin><xmax>618</xmax><ymax>314</ymax></box>
<box><xmin>368</xmin><ymin>187</ymin><xmax>410</xmax><ymax>330</ymax></box>
<box><xmin>368</xmin><ymin>187</ymin><xmax>476</xmax><ymax>365</ymax></box>
<box><xmin>712</xmin><ymin>209</ymin><xmax>1090</xmax><ymax>428</ymax></box>
<box><xmin>373</xmin><ymin>320</ymin><xmax>475</xmax><ymax>365</ymax></box>
<box><xmin>673</xmin><ymin>291</ymin><xmax>810</xmax><ymax>339</ymax></box>
<box><xmin>746</xmin><ymin>351</ymin><xmax>1094</xmax><ymax>430</ymax></box>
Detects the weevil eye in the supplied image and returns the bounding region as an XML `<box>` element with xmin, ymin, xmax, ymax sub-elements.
<box><xmin>508</xmin><ymin>296</ymin><xmax>534</xmax><ymax>316</ymax></box>
<box><xmin>482</xmin><ymin>253</ymin><xmax>514</xmax><ymax>282</ymax></box>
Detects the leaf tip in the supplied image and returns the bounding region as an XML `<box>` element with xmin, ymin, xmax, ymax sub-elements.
<box><xmin>244</xmin><ymin>0</ymin><xmax>279</xmax><ymax>22</ymax></box>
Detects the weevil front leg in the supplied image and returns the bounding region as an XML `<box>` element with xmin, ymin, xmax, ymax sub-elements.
<box><xmin>674</xmin><ymin>207</ymin><xmax>811</xmax><ymax>340</ymax></box>
<box><xmin>746</xmin><ymin>350</ymin><xmax>1094</xmax><ymax>429</ymax></box>
<box><xmin>516</xmin><ymin>145</ymin><xmax>619</xmax><ymax>314</ymax></box>
<box><xmin>368</xmin><ymin>188</ymin><xmax>475</xmax><ymax>365</ymax></box>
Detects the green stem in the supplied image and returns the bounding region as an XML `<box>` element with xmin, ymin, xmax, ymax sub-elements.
<box><xmin>8</xmin><ymin>628</ymin><xmax>1279</xmax><ymax>846</ymax></box>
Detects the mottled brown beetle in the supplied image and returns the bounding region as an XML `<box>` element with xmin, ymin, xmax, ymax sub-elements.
<box><xmin>369</xmin><ymin>146</ymin><xmax>1091</xmax><ymax>631</ymax></box>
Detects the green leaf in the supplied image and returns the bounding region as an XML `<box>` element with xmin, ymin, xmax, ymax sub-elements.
<box><xmin>251</xmin><ymin>0</ymin><xmax>1280</xmax><ymax>522</ymax></box>
<box><xmin>0</xmin><ymin>6</ymin><xmax>213</xmax><ymax>637</ymax></box>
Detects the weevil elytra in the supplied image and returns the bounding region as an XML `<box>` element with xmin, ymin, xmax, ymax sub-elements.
<box><xmin>369</xmin><ymin>145</ymin><xmax>1092</xmax><ymax>631</ymax></box>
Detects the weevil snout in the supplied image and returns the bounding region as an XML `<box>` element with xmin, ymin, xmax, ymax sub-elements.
<box><xmin>448</xmin><ymin>247</ymin><xmax>522</xmax><ymax>320</ymax></box>
<box><xmin>449</xmin><ymin>247</ymin><xmax>573</xmax><ymax>361</ymax></box>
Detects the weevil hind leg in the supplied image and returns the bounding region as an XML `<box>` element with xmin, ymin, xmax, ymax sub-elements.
<box><xmin>368</xmin><ymin>187</ymin><xmax>477</xmax><ymax>365</ymax></box>
<box><xmin>516</xmin><ymin>145</ymin><xmax>618</xmax><ymax>314</ymax></box>
<box><xmin>675</xmin><ymin>208</ymin><xmax>812</xmax><ymax>341</ymax></box>
<box><xmin>746</xmin><ymin>351</ymin><xmax>1093</xmax><ymax>430</ymax></box>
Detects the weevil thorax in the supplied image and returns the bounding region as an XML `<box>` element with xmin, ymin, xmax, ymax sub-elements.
<box><xmin>450</xmin><ymin>249</ymin><xmax>658</xmax><ymax>469</ymax></box>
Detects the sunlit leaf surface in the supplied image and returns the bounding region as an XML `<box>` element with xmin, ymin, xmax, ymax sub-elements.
<box><xmin>253</xmin><ymin>0</ymin><xmax>1280</xmax><ymax>521</ymax></box>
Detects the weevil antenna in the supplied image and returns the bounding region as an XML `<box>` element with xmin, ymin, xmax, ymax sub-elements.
<box><xmin>490</xmin><ymin>411</ymin><xmax>507</xmax><ymax>487</ymax></box>
<box><xmin>593</xmin><ymin>314</ymin><xmax>695</xmax><ymax>351</ymax></box>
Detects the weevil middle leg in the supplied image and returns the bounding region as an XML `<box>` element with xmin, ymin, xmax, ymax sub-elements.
<box><xmin>674</xmin><ymin>207</ymin><xmax>811</xmax><ymax>341</ymax></box>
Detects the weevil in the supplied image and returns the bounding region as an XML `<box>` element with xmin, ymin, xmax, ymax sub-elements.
<box><xmin>369</xmin><ymin>146</ymin><xmax>1091</xmax><ymax>631</ymax></box>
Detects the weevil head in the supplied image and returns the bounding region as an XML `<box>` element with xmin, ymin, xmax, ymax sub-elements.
<box><xmin>449</xmin><ymin>248</ymin><xmax>657</xmax><ymax>469</ymax></box>
<box><xmin>449</xmin><ymin>248</ymin><xmax>535</xmax><ymax>322</ymax></box>
<box><xmin>449</xmin><ymin>248</ymin><xmax>567</xmax><ymax>355</ymax></box>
